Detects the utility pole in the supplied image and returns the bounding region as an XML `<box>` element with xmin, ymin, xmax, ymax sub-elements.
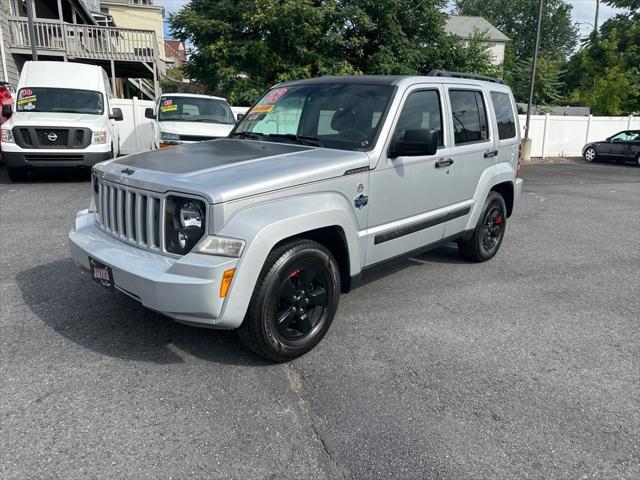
<box><xmin>524</xmin><ymin>0</ymin><xmax>544</xmax><ymax>140</ymax></box>
<box><xmin>26</xmin><ymin>0</ymin><xmax>38</xmax><ymax>60</ymax></box>
<box><xmin>594</xmin><ymin>0</ymin><xmax>600</xmax><ymax>33</ymax></box>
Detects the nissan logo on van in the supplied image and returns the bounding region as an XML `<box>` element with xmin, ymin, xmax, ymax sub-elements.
<box><xmin>47</xmin><ymin>133</ymin><xmax>58</xmax><ymax>142</ymax></box>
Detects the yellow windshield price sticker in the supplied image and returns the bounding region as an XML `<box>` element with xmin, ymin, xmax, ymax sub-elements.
<box><xmin>161</xmin><ymin>104</ymin><xmax>177</xmax><ymax>112</ymax></box>
<box><xmin>17</xmin><ymin>95</ymin><xmax>37</xmax><ymax>105</ymax></box>
<box><xmin>252</xmin><ymin>104</ymin><xmax>274</xmax><ymax>114</ymax></box>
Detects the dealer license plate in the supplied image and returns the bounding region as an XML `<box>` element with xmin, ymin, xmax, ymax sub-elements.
<box><xmin>89</xmin><ymin>257</ymin><xmax>114</xmax><ymax>290</ymax></box>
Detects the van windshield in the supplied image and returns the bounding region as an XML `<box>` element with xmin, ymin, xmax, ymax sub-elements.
<box><xmin>158</xmin><ymin>96</ymin><xmax>235</xmax><ymax>124</ymax></box>
<box><xmin>16</xmin><ymin>87</ymin><xmax>104</xmax><ymax>114</ymax></box>
<box><xmin>232</xmin><ymin>83</ymin><xmax>395</xmax><ymax>151</ymax></box>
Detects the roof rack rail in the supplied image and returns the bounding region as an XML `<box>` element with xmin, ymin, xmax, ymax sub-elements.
<box><xmin>427</xmin><ymin>70</ymin><xmax>505</xmax><ymax>85</ymax></box>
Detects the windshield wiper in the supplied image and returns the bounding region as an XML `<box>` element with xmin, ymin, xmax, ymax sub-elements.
<box><xmin>267</xmin><ymin>133</ymin><xmax>322</xmax><ymax>147</ymax></box>
<box><xmin>231</xmin><ymin>131</ymin><xmax>265</xmax><ymax>140</ymax></box>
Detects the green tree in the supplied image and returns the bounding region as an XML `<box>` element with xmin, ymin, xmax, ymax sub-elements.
<box><xmin>563</xmin><ymin>15</ymin><xmax>640</xmax><ymax>115</ymax></box>
<box><xmin>454</xmin><ymin>0</ymin><xmax>577</xmax><ymax>102</ymax></box>
<box><xmin>511</xmin><ymin>56</ymin><xmax>564</xmax><ymax>108</ymax></box>
<box><xmin>454</xmin><ymin>0</ymin><xmax>578</xmax><ymax>62</ymax></box>
<box><xmin>170</xmin><ymin>0</ymin><xmax>498</xmax><ymax>105</ymax></box>
<box><xmin>602</xmin><ymin>0</ymin><xmax>640</xmax><ymax>10</ymax></box>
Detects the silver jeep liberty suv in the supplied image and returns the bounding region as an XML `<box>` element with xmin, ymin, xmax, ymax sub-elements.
<box><xmin>70</xmin><ymin>72</ymin><xmax>523</xmax><ymax>361</ymax></box>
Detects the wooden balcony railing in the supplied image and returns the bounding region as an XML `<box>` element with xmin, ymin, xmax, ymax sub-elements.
<box><xmin>8</xmin><ymin>17</ymin><xmax>158</xmax><ymax>63</ymax></box>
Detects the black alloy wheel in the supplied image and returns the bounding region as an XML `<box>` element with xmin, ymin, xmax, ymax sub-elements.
<box><xmin>238</xmin><ymin>239</ymin><xmax>340</xmax><ymax>362</ymax></box>
<box><xmin>275</xmin><ymin>265</ymin><xmax>329</xmax><ymax>340</ymax></box>
<box><xmin>479</xmin><ymin>202</ymin><xmax>506</xmax><ymax>258</ymax></box>
<box><xmin>458</xmin><ymin>191</ymin><xmax>507</xmax><ymax>262</ymax></box>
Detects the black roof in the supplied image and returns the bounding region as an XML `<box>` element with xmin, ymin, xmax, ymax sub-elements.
<box><xmin>276</xmin><ymin>70</ymin><xmax>505</xmax><ymax>87</ymax></box>
<box><xmin>277</xmin><ymin>75</ymin><xmax>407</xmax><ymax>87</ymax></box>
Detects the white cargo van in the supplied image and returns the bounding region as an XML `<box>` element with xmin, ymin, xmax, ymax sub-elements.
<box><xmin>145</xmin><ymin>93</ymin><xmax>236</xmax><ymax>148</ymax></box>
<box><xmin>0</xmin><ymin>61</ymin><xmax>123</xmax><ymax>181</ymax></box>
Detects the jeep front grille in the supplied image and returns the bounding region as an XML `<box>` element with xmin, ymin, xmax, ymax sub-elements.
<box><xmin>95</xmin><ymin>178</ymin><xmax>163</xmax><ymax>252</ymax></box>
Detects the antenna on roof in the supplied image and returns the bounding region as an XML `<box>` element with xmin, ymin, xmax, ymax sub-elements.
<box><xmin>427</xmin><ymin>70</ymin><xmax>505</xmax><ymax>85</ymax></box>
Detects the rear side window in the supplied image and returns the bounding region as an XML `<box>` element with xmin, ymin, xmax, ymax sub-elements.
<box><xmin>448</xmin><ymin>90</ymin><xmax>488</xmax><ymax>145</ymax></box>
<box><xmin>490</xmin><ymin>91</ymin><xmax>516</xmax><ymax>139</ymax></box>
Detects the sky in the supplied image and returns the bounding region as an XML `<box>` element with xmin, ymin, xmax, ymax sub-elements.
<box><xmin>158</xmin><ymin>0</ymin><xmax>627</xmax><ymax>40</ymax></box>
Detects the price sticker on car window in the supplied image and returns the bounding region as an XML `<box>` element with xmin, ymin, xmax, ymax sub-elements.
<box><xmin>17</xmin><ymin>88</ymin><xmax>37</xmax><ymax>106</ymax></box>
<box><xmin>161</xmin><ymin>99</ymin><xmax>177</xmax><ymax>112</ymax></box>
<box><xmin>251</xmin><ymin>104</ymin><xmax>274</xmax><ymax>114</ymax></box>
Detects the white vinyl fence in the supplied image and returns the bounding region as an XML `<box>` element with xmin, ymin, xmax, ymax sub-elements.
<box><xmin>111</xmin><ymin>97</ymin><xmax>156</xmax><ymax>156</ymax></box>
<box><xmin>520</xmin><ymin>114</ymin><xmax>639</xmax><ymax>158</ymax></box>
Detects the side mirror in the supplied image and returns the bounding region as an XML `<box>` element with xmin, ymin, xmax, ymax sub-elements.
<box><xmin>236</xmin><ymin>113</ymin><xmax>244</xmax><ymax>121</ymax></box>
<box><xmin>2</xmin><ymin>104</ymin><xmax>13</xmax><ymax>118</ymax></box>
<box><xmin>109</xmin><ymin>107</ymin><xmax>124</xmax><ymax>121</ymax></box>
<box><xmin>144</xmin><ymin>107</ymin><xmax>155</xmax><ymax>120</ymax></box>
<box><xmin>390</xmin><ymin>129</ymin><xmax>439</xmax><ymax>158</ymax></box>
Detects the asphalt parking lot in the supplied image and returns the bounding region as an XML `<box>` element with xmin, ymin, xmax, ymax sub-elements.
<box><xmin>1</xmin><ymin>160</ymin><xmax>638</xmax><ymax>479</ymax></box>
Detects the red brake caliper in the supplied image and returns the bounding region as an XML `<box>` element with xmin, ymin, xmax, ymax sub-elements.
<box><xmin>494</xmin><ymin>215</ymin><xmax>503</xmax><ymax>225</ymax></box>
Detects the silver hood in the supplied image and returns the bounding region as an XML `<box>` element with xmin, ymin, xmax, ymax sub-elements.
<box><xmin>94</xmin><ymin>139</ymin><xmax>371</xmax><ymax>204</ymax></box>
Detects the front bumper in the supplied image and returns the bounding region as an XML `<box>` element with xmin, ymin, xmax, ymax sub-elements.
<box><xmin>2</xmin><ymin>150</ymin><xmax>112</xmax><ymax>169</ymax></box>
<box><xmin>69</xmin><ymin>211</ymin><xmax>239</xmax><ymax>328</ymax></box>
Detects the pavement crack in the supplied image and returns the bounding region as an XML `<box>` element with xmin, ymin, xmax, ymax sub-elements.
<box><xmin>284</xmin><ymin>363</ymin><xmax>349</xmax><ymax>480</ymax></box>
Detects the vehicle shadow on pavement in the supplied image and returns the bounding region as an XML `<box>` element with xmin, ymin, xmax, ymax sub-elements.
<box><xmin>15</xmin><ymin>259</ymin><xmax>272</xmax><ymax>367</ymax></box>
<box><xmin>0</xmin><ymin>165</ymin><xmax>90</xmax><ymax>184</ymax></box>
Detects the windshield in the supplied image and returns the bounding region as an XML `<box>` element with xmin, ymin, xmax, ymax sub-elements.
<box><xmin>158</xmin><ymin>96</ymin><xmax>235</xmax><ymax>124</ymax></box>
<box><xmin>16</xmin><ymin>87</ymin><xmax>104</xmax><ymax>114</ymax></box>
<box><xmin>233</xmin><ymin>83</ymin><xmax>395</xmax><ymax>151</ymax></box>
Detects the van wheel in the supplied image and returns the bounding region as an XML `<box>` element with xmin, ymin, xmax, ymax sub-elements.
<box><xmin>458</xmin><ymin>191</ymin><xmax>507</xmax><ymax>262</ymax></box>
<box><xmin>238</xmin><ymin>239</ymin><xmax>341</xmax><ymax>362</ymax></box>
<box><xmin>6</xmin><ymin>166</ymin><xmax>27</xmax><ymax>182</ymax></box>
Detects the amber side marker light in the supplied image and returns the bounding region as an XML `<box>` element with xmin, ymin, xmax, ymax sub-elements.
<box><xmin>220</xmin><ymin>268</ymin><xmax>236</xmax><ymax>298</ymax></box>
<box><xmin>159</xmin><ymin>143</ymin><xmax>176</xmax><ymax>148</ymax></box>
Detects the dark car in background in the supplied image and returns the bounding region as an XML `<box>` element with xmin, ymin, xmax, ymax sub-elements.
<box><xmin>583</xmin><ymin>130</ymin><xmax>640</xmax><ymax>165</ymax></box>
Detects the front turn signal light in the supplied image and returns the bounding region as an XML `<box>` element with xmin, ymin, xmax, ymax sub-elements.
<box><xmin>220</xmin><ymin>268</ymin><xmax>236</xmax><ymax>298</ymax></box>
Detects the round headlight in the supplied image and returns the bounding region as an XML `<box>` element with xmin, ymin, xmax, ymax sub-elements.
<box><xmin>165</xmin><ymin>196</ymin><xmax>207</xmax><ymax>255</ymax></box>
<box><xmin>179</xmin><ymin>201</ymin><xmax>203</xmax><ymax>229</ymax></box>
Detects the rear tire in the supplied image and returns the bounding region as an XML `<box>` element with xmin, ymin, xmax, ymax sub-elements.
<box><xmin>6</xmin><ymin>166</ymin><xmax>27</xmax><ymax>182</ymax></box>
<box><xmin>583</xmin><ymin>147</ymin><xmax>597</xmax><ymax>162</ymax></box>
<box><xmin>458</xmin><ymin>191</ymin><xmax>507</xmax><ymax>263</ymax></box>
<box><xmin>238</xmin><ymin>239</ymin><xmax>341</xmax><ymax>362</ymax></box>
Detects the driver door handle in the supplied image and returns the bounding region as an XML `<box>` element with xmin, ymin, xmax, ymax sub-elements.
<box><xmin>484</xmin><ymin>149</ymin><xmax>499</xmax><ymax>158</ymax></box>
<box><xmin>435</xmin><ymin>158</ymin><xmax>454</xmax><ymax>168</ymax></box>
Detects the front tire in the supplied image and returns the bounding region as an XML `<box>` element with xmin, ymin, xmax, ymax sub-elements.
<box><xmin>238</xmin><ymin>239</ymin><xmax>341</xmax><ymax>362</ymax></box>
<box><xmin>458</xmin><ymin>191</ymin><xmax>507</xmax><ymax>262</ymax></box>
<box><xmin>583</xmin><ymin>146</ymin><xmax>597</xmax><ymax>162</ymax></box>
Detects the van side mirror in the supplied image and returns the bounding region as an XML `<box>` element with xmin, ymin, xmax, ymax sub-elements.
<box><xmin>145</xmin><ymin>107</ymin><xmax>155</xmax><ymax>120</ymax></box>
<box><xmin>390</xmin><ymin>129</ymin><xmax>439</xmax><ymax>158</ymax></box>
<box><xmin>109</xmin><ymin>107</ymin><xmax>124</xmax><ymax>121</ymax></box>
<box><xmin>2</xmin><ymin>104</ymin><xmax>12</xmax><ymax>118</ymax></box>
<box><xmin>236</xmin><ymin>113</ymin><xmax>244</xmax><ymax>121</ymax></box>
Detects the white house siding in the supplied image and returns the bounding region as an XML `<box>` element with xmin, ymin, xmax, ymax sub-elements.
<box><xmin>0</xmin><ymin>0</ymin><xmax>20</xmax><ymax>86</ymax></box>
<box><xmin>488</xmin><ymin>42</ymin><xmax>506</xmax><ymax>65</ymax></box>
